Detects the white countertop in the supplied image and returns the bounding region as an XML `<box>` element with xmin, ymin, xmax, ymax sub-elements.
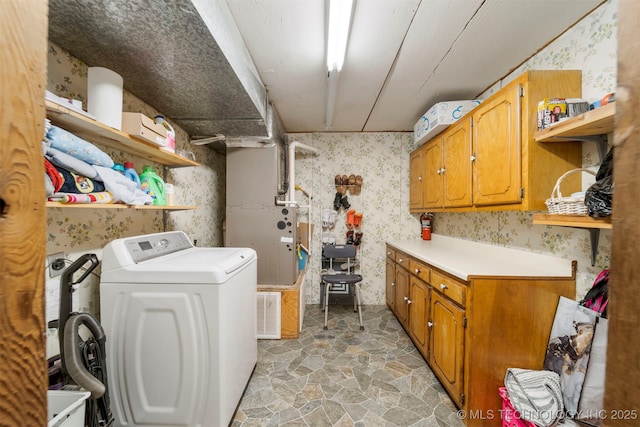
<box><xmin>386</xmin><ymin>235</ymin><xmax>575</xmax><ymax>281</ymax></box>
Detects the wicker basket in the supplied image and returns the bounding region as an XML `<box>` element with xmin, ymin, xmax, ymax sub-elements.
<box><xmin>545</xmin><ymin>168</ymin><xmax>596</xmax><ymax>215</ymax></box>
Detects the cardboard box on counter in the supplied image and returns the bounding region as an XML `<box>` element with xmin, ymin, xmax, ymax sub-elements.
<box><xmin>413</xmin><ymin>100</ymin><xmax>482</xmax><ymax>146</ymax></box>
<box><xmin>122</xmin><ymin>112</ymin><xmax>168</xmax><ymax>147</ymax></box>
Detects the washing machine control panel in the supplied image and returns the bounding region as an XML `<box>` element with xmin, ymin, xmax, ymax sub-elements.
<box><xmin>124</xmin><ymin>231</ymin><xmax>193</xmax><ymax>263</ymax></box>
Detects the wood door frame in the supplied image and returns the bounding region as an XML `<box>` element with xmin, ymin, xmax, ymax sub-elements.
<box><xmin>1</xmin><ymin>0</ymin><xmax>48</xmax><ymax>425</ymax></box>
<box><xmin>0</xmin><ymin>1</ymin><xmax>637</xmax><ymax>424</ymax></box>
<box><xmin>603</xmin><ymin>0</ymin><xmax>640</xmax><ymax>424</ymax></box>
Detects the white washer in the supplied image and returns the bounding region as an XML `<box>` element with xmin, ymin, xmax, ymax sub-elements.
<box><xmin>100</xmin><ymin>231</ymin><xmax>257</xmax><ymax>427</ymax></box>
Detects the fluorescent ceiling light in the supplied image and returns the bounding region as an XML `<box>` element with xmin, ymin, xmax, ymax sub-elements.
<box><xmin>326</xmin><ymin>69</ymin><xmax>339</xmax><ymax>128</ymax></box>
<box><xmin>326</xmin><ymin>0</ymin><xmax>354</xmax><ymax>72</ymax></box>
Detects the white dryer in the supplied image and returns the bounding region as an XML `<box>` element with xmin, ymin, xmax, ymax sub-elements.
<box><xmin>100</xmin><ymin>231</ymin><xmax>257</xmax><ymax>427</ymax></box>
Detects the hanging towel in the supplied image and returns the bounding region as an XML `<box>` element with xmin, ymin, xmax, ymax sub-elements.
<box><xmin>504</xmin><ymin>368</ymin><xmax>564</xmax><ymax>427</ymax></box>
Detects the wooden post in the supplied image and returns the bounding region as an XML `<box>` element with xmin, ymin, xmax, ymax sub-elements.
<box><xmin>604</xmin><ymin>0</ymin><xmax>640</xmax><ymax>425</ymax></box>
<box><xmin>0</xmin><ymin>0</ymin><xmax>49</xmax><ymax>425</ymax></box>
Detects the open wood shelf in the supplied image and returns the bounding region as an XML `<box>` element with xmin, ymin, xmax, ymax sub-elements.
<box><xmin>533</xmin><ymin>213</ymin><xmax>612</xmax><ymax>229</ymax></box>
<box><xmin>45</xmin><ymin>100</ymin><xmax>199</xmax><ymax>168</ymax></box>
<box><xmin>534</xmin><ymin>102</ymin><xmax>615</xmax><ymax>143</ymax></box>
<box><xmin>533</xmin><ymin>213</ymin><xmax>611</xmax><ymax>266</ymax></box>
<box><xmin>46</xmin><ymin>202</ymin><xmax>198</xmax><ymax>210</ymax></box>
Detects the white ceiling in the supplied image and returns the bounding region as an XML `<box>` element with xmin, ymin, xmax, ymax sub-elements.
<box><xmin>226</xmin><ymin>0</ymin><xmax>604</xmax><ymax>134</ymax></box>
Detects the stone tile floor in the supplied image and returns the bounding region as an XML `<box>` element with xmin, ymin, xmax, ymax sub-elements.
<box><xmin>232</xmin><ymin>304</ymin><xmax>465</xmax><ymax>427</ymax></box>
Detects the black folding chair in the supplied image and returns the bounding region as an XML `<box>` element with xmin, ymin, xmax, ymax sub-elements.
<box><xmin>321</xmin><ymin>244</ymin><xmax>364</xmax><ymax>330</ymax></box>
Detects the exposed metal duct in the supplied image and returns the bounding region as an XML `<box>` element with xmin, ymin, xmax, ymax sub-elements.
<box><xmin>48</xmin><ymin>0</ymin><xmax>270</xmax><ymax>140</ymax></box>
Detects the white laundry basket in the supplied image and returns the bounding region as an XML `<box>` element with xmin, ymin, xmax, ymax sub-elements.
<box><xmin>47</xmin><ymin>390</ymin><xmax>90</xmax><ymax>427</ymax></box>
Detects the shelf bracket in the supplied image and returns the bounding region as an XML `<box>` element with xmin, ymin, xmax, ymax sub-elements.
<box><xmin>554</xmin><ymin>134</ymin><xmax>608</xmax><ymax>163</ymax></box>
<box><xmin>560</xmin><ymin>226</ymin><xmax>601</xmax><ymax>267</ymax></box>
<box><xmin>588</xmin><ymin>228</ymin><xmax>600</xmax><ymax>267</ymax></box>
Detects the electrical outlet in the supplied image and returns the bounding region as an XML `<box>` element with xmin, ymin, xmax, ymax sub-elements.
<box><xmin>47</xmin><ymin>252</ymin><xmax>66</xmax><ymax>278</ymax></box>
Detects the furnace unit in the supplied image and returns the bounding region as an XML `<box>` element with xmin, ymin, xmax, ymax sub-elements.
<box><xmin>226</xmin><ymin>143</ymin><xmax>298</xmax><ymax>285</ymax></box>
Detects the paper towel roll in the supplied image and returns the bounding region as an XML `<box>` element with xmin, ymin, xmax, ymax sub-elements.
<box><xmin>87</xmin><ymin>67</ymin><xmax>123</xmax><ymax>130</ymax></box>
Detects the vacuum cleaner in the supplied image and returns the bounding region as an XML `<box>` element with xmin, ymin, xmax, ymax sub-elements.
<box><xmin>49</xmin><ymin>253</ymin><xmax>114</xmax><ymax>427</ymax></box>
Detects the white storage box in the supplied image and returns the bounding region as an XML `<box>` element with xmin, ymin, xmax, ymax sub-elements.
<box><xmin>413</xmin><ymin>100</ymin><xmax>481</xmax><ymax>146</ymax></box>
<box><xmin>47</xmin><ymin>390</ymin><xmax>90</xmax><ymax>427</ymax></box>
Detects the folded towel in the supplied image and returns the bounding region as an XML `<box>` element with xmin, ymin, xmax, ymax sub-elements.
<box><xmin>54</xmin><ymin>164</ymin><xmax>105</xmax><ymax>194</ymax></box>
<box><xmin>46</xmin><ymin>124</ymin><xmax>114</xmax><ymax>168</ymax></box>
<box><xmin>46</xmin><ymin>146</ymin><xmax>98</xmax><ymax>179</ymax></box>
<box><xmin>504</xmin><ymin>368</ymin><xmax>563</xmax><ymax>427</ymax></box>
<box><xmin>49</xmin><ymin>192</ymin><xmax>114</xmax><ymax>204</ymax></box>
<box><xmin>44</xmin><ymin>158</ymin><xmax>63</xmax><ymax>193</ymax></box>
<box><xmin>94</xmin><ymin>165</ymin><xmax>153</xmax><ymax>205</ymax></box>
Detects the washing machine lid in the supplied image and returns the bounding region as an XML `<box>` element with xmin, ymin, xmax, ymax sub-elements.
<box><xmin>101</xmin><ymin>231</ymin><xmax>256</xmax><ymax>284</ymax></box>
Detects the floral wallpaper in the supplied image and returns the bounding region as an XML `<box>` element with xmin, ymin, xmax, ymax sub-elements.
<box><xmin>45</xmin><ymin>42</ymin><xmax>226</xmax><ymax>355</ymax></box>
<box><xmin>45</xmin><ymin>0</ymin><xmax>617</xmax><ymax>353</ymax></box>
<box><xmin>296</xmin><ymin>0</ymin><xmax>617</xmax><ymax>305</ymax></box>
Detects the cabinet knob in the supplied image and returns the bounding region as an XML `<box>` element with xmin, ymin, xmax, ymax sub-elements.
<box><xmin>414</xmin><ymin>268</ymin><xmax>420</xmax><ymax>274</ymax></box>
<box><xmin>441</xmin><ymin>167</ymin><xmax>446</xmax><ymax>174</ymax></box>
<box><xmin>436</xmin><ymin>168</ymin><xmax>441</xmax><ymax>175</ymax></box>
<box><xmin>398</xmin><ymin>258</ymin><xmax>404</xmax><ymax>263</ymax></box>
<box><xmin>428</xmin><ymin>321</ymin><xmax>433</xmax><ymax>328</ymax></box>
<box><xmin>391</xmin><ymin>282</ymin><xmax>395</xmax><ymax>287</ymax></box>
<box><xmin>470</xmin><ymin>155</ymin><xmax>477</xmax><ymax>162</ymax></box>
<box><xmin>404</xmin><ymin>296</ymin><xmax>409</xmax><ymax>301</ymax></box>
<box><xmin>407</xmin><ymin>299</ymin><xmax>412</xmax><ymax>305</ymax></box>
<box><xmin>440</xmin><ymin>283</ymin><xmax>448</xmax><ymax>290</ymax></box>
<box><xmin>418</xmin><ymin>176</ymin><xmax>422</xmax><ymax>181</ymax></box>
<box><xmin>387</xmin><ymin>251</ymin><xmax>391</xmax><ymax>256</ymax></box>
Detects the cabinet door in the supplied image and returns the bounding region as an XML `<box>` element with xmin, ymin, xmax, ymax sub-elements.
<box><xmin>472</xmin><ymin>84</ymin><xmax>522</xmax><ymax>206</ymax></box>
<box><xmin>409</xmin><ymin>148</ymin><xmax>425</xmax><ymax>210</ymax></box>
<box><xmin>408</xmin><ymin>277</ymin><xmax>430</xmax><ymax>359</ymax></box>
<box><xmin>442</xmin><ymin>119</ymin><xmax>472</xmax><ymax>208</ymax></box>
<box><xmin>385</xmin><ymin>257</ymin><xmax>396</xmax><ymax>311</ymax></box>
<box><xmin>422</xmin><ymin>139</ymin><xmax>444</xmax><ymax>209</ymax></box>
<box><xmin>394</xmin><ymin>266</ymin><xmax>410</xmax><ymax>329</ymax></box>
<box><xmin>430</xmin><ymin>292</ymin><xmax>465</xmax><ymax>407</ymax></box>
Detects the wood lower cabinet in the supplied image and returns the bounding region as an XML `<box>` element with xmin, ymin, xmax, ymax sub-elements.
<box><xmin>385</xmin><ymin>252</ymin><xmax>396</xmax><ymax>311</ymax></box>
<box><xmin>385</xmin><ymin>243</ymin><xmax>576</xmax><ymax>426</ymax></box>
<box><xmin>408</xmin><ymin>276</ymin><xmax>430</xmax><ymax>357</ymax></box>
<box><xmin>430</xmin><ymin>290</ymin><xmax>465</xmax><ymax>407</ymax></box>
<box><xmin>394</xmin><ymin>257</ymin><xmax>410</xmax><ymax>330</ymax></box>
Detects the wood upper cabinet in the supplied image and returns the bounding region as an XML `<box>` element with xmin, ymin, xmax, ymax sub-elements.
<box><xmin>409</xmin><ymin>147</ymin><xmax>426</xmax><ymax>210</ymax></box>
<box><xmin>409</xmin><ymin>70</ymin><xmax>583</xmax><ymax>213</ymax></box>
<box><xmin>417</xmin><ymin>118</ymin><xmax>472</xmax><ymax>210</ymax></box>
<box><xmin>442</xmin><ymin>119</ymin><xmax>472</xmax><ymax>208</ymax></box>
<box><xmin>471</xmin><ymin>83</ymin><xmax>522</xmax><ymax>206</ymax></box>
<box><xmin>430</xmin><ymin>291</ymin><xmax>465</xmax><ymax>407</ymax></box>
<box><xmin>422</xmin><ymin>139</ymin><xmax>444</xmax><ymax>208</ymax></box>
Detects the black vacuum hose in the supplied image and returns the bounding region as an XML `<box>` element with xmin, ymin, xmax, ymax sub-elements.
<box><xmin>63</xmin><ymin>313</ymin><xmax>106</xmax><ymax>398</ymax></box>
<box><xmin>56</xmin><ymin>253</ymin><xmax>99</xmax><ymax>385</ymax></box>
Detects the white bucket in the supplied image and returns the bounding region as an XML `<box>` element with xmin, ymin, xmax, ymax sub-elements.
<box><xmin>47</xmin><ymin>390</ymin><xmax>90</xmax><ymax>427</ymax></box>
<box><xmin>87</xmin><ymin>67</ymin><xmax>123</xmax><ymax>130</ymax></box>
